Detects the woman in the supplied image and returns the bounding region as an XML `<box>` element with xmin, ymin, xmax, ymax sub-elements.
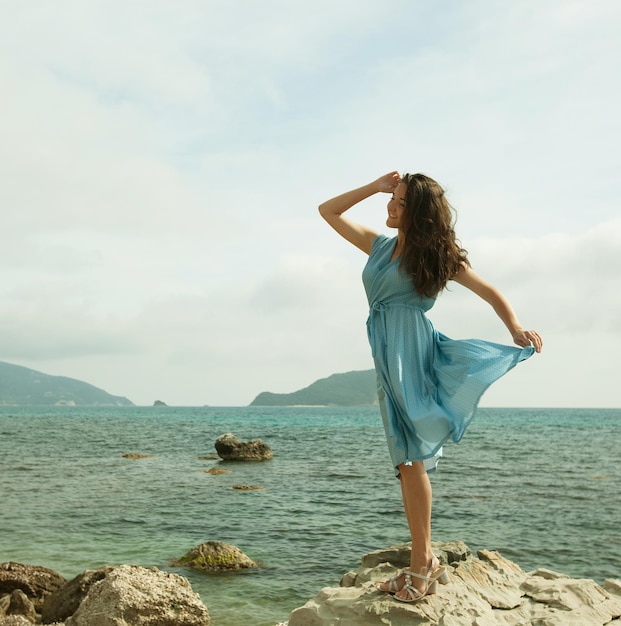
<box><xmin>318</xmin><ymin>171</ymin><xmax>542</xmax><ymax>603</ymax></box>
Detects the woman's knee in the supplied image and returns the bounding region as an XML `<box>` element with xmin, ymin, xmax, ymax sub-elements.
<box><xmin>398</xmin><ymin>461</ymin><xmax>426</xmax><ymax>477</ymax></box>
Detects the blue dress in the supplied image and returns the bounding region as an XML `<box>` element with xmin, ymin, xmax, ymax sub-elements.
<box><xmin>362</xmin><ymin>234</ymin><xmax>534</xmax><ymax>475</ymax></box>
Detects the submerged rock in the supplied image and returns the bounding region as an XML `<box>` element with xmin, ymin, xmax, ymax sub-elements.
<box><xmin>172</xmin><ymin>541</ymin><xmax>257</xmax><ymax>572</ymax></box>
<box><xmin>287</xmin><ymin>541</ymin><xmax>621</xmax><ymax>626</ymax></box>
<box><xmin>201</xmin><ymin>467</ymin><xmax>231</xmax><ymax>475</ymax></box>
<box><xmin>214</xmin><ymin>433</ymin><xmax>273</xmax><ymax>461</ymax></box>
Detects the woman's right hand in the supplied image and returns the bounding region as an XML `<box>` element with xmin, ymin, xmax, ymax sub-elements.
<box><xmin>374</xmin><ymin>171</ymin><xmax>402</xmax><ymax>193</ymax></box>
<box><xmin>318</xmin><ymin>175</ymin><xmax>395</xmax><ymax>254</ymax></box>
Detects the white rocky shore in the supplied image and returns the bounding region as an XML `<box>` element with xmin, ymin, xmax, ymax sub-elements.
<box><xmin>2</xmin><ymin>540</ymin><xmax>620</xmax><ymax>625</ymax></box>
<box><xmin>285</xmin><ymin>540</ymin><xmax>621</xmax><ymax>626</ymax></box>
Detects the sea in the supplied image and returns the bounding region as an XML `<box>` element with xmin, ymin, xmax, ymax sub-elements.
<box><xmin>0</xmin><ymin>406</ymin><xmax>619</xmax><ymax>626</ymax></box>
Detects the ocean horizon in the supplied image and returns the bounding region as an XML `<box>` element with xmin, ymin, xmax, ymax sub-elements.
<box><xmin>1</xmin><ymin>405</ymin><xmax>619</xmax><ymax>625</ymax></box>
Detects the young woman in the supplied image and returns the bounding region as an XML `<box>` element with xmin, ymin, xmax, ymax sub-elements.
<box><xmin>318</xmin><ymin>171</ymin><xmax>542</xmax><ymax>603</ymax></box>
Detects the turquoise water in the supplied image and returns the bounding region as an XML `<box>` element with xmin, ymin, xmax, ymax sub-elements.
<box><xmin>0</xmin><ymin>406</ymin><xmax>619</xmax><ymax>625</ymax></box>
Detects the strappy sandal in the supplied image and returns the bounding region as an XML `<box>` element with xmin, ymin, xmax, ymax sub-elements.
<box><xmin>377</xmin><ymin>555</ymin><xmax>444</xmax><ymax>595</ymax></box>
<box><xmin>376</xmin><ymin>570</ymin><xmax>406</xmax><ymax>594</ymax></box>
<box><xmin>393</xmin><ymin>562</ymin><xmax>449</xmax><ymax>603</ymax></box>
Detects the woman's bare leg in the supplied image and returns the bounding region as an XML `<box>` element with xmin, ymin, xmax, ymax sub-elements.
<box><xmin>394</xmin><ymin>461</ymin><xmax>435</xmax><ymax>600</ymax></box>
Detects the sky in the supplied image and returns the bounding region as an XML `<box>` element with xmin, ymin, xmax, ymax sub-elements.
<box><xmin>1</xmin><ymin>0</ymin><xmax>619</xmax><ymax>407</ymax></box>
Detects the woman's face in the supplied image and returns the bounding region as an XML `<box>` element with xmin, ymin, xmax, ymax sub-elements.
<box><xmin>386</xmin><ymin>181</ymin><xmax>407</xmax><ymax>229</ymax></box>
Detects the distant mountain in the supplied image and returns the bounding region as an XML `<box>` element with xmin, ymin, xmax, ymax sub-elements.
<box><xmin>250</xmin><ymin>369</ymin><xmax>378</xmax><ymax>407</ymax></box>
<box><xmin>0</xmin><ymin>361</ymin><xmax>134</xmax><ymax>406</ymax></box>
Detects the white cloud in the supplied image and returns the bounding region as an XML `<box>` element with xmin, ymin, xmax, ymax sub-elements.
<box><xmin>3</xmin><ymin>218</ymin><xmax>618</xmax><ymax>407</ymax></box>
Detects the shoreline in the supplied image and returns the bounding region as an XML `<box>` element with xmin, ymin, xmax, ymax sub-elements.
<box><xmin>2</xmin><ymin>540</ymin><xmax>620</xmax><ymax>625</ymax></box>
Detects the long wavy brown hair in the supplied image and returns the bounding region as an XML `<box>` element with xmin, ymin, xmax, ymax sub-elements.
<box><xmin>399</xmin><ymin>173</ymin><xmax>470</xmax><ymax>297</ymax></box>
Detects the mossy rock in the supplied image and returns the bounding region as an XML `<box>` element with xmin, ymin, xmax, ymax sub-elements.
<box><xmin>172</xmin><ymin>541</ymin><xmax>257</xmax><ymax>572</ymax></box>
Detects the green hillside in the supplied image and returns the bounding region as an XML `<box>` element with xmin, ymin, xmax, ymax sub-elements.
<box><xmin>0</xmin><ymin>361</ymin><xmax>134</xmax><ymax>406</ymax></box>
<box><xmin>250</xmin><ymin>369</ymin><xmax>378</xmax><ymax>407</ymax></box>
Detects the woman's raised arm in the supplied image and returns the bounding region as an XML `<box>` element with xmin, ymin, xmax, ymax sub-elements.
<box><xmin>318</xmin><ymin>171</ymin><xmax>401</xmax><ymax>254</ymax></box>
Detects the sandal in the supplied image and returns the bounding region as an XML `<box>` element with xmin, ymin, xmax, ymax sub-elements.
<box><xmin>376</xmin><ymin>570</ymin><xmax>406</xmax><ymax>594</ymax></box>
<box><xmin>393</xmin><ymin>560</ymin><xmax>449</xmax><ymax>603</ymax></box>
<box><xmin>377</xmin><ymin>554</ymin><xmax>444</xmax><ymax>596</ymax></box>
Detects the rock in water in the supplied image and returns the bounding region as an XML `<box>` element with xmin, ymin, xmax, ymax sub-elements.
<box><xmin>214</xmin><ymin>433</ymin><xmax>273</xmax><ymax>461</ymax></box>
<box><xmin>172</xmin><ymin>541</ymin><xmax>258</xmax><ymax>572</ymax></box>
<box><xmin>287</xmin><ymin>541</ymin><xmax>621</xmax><ymax>626</ymax></box>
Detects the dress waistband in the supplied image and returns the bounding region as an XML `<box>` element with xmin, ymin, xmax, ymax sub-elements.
<box><xmin>370</xmin><ymin>300</ymin><xmax>425</xmax><ymax>312</ymax></box>
<box><xmin>367</xmin><ymin>300</ymin><xmax>425</xmax><ymax>357</ymax></box>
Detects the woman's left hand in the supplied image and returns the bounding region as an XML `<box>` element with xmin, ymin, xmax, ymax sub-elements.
<box><xmin>513</xmin><ymin>330</ymin><xmax>543</xmax><ymax>353</ymax></box>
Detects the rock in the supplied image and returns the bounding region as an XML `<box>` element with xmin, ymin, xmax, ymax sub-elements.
<box><xmin>231</xmin><ymin>484</ymin><xmax>265</xmax><ymax>490</ymax></box>
<box><xmin>3</xmin><ymin>590</ymin><xmax>36</xmax><ymax>623</ymax></box>
<box><xmin>454</xmin><ymin>548</ymin><xmax>526</xmax><ymax>609</ymax></box>
<box><xmin>201</xmin><ymin>467</ymin><xmax>230</xmax><ymax>475</ymax></box>
<box><xmin>41</xmin><ymin>566</ymin><xmax>115</xmax><ymax>624</ymax></box>
<box><xmin>121</xmin><ymin>453</ymin><xmax>154</xmax><ymax>459</ymax></box>
<box><xmin>605</xmin><ymin>579</ymin><xmax>621</xmax><ymax>597</ymax></box>
<box><xmin>0</xmin><ymin>617</ymin><xmax>38</xmax><ymax>626</ymax></box>
<box><xmin>64</xmin><ymin>565</ymin><xmax>209</xmax><ymax>626</ymax></box>
<box><xmin>214</xmin><ymin>433</ymin><xmax>273</xmax><ymax>461</ymax></box>
<box><xmin>287</xmin><ymin>541</ymin><xmax>621</xmax><ymax>626</ymax></box>
<box><xmin>172</xmin><ymin>541</ymin><xmax>257</xmax><ymax>572</ymax></box>
<box><xmin>153</xmin><ymin>400</ymin><xmax>167</xmax><ymax>406</ymax></box>
<box><xmin>0</xmin><ymin>563</ymin><xmax>66</xmax><ymax>613</ymax></box>
<box><xmin>520</xmin><ymin>570</ymin><xmax>621</xmax><ymax>624</ymax></box>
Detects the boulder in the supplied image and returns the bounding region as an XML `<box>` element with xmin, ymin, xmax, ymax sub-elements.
<box><xmin>172</xmin><ymin>541</ymin><xmax>257</xmax><ymax>572</ymax></box>
<box><xmin>214</xmin><ymin>433</ymin><xmax>273</xmax><ymax>461</ymax></box>
<box><xmin>287</xmin><ymin>541</ymin><xmax>621</xmax><ymax>626</ymax></box>
<box><xmin>62</xmin><ymin>565</ymin><xmax>209</xmax><ymax>626</ymax></box>
<box><xmin>1</xmin><ymin>590</ymin><xmax>36</xmax><ymax>623</ymax></box>
<box><xmin>41</xmin><ymin>566</ymin><xmax>115</xmax><ymax>624</ymax></box>
<box><xmin>0</xmin><ymin>563</ymin><xmax>66</xmax><ymax>613</ymax></box>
